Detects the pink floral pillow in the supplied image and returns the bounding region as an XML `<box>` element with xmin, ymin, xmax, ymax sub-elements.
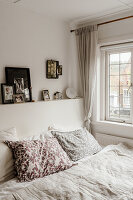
<box><xmin>5</xmin><ymin>138</ymin><xmax>74</xmax><ymax>182</ymax></box>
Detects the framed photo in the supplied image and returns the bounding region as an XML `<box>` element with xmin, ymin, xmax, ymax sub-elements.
<box><xmin>13</xmin><ymin>94</ymin><xmax>24</xmax><ymax>103</ymax></box>
<box><xmin>54</xmin><ymin>92</ymin><xmax>63</xmax><ymax>100</ymax></box>
<box><xmin>1</xmin><ymin>84</ymin><xmax>14</xmax><ymax>104</ymax></box>
<box><xmin>46</xmin><ymin>60</ymin><xmax>59</xmax><ymax>79</ymax></box>
<box><xmin>5</xmin><ymin>67</ymin><xmax>32</xmax><ymax>102</ymax></box>
<box><xmin>42</xmin><ymin>90</ymin><xmax>50</xmax><ymax>101</ymax></box>
<box><xmin>58</xmin><ymin>65</ymin><xmax>62</xmax><ymax>75</ymax></box>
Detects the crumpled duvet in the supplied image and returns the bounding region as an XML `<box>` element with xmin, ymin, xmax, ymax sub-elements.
<box><xmin>1</xmin><ymin>143</ymin><xmax>133</xmax><ymax>200</ymax></box>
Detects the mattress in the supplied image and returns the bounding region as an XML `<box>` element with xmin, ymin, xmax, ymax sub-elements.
<box><xmin>0</xmin><ymin>144</ymin><xmax>133</xmax><ymax>200</ymax></box>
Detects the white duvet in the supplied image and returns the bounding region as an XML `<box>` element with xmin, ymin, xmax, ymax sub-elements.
<box><xmin>0</xmin><ymin>143</ymin><xmax>133</xmax><ymax>200</ymax></box>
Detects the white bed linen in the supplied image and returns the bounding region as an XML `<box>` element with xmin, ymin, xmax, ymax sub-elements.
<box><xmin>0</xmin><ymin>144</ymin><xmax>133</xmax><ymax>200</ymax></box>
<box><xmin>0</xmin><ymin>152</ymin><xmax>97</xmax><ymax>199</ymax></box>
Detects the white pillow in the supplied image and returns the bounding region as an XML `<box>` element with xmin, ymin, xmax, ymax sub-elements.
<box><xmin>23</xmin><ymin>130</ymin><xmax>52</xmax><ymax>141</ymax></box>
<box><xmin>0</xmin><ymin>127</ymin><xmax>18</xmax><ymax>183</ymax></box>
<box><xmin>48</xmin><ymin>124</ymin><xmax>83</xmax><ymax>132</ymax></box>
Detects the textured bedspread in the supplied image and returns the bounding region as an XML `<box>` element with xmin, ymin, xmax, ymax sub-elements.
<box><xmin>1</xmin><ymin>143</ymin><xmax>133</xmax><ymax>200</ymax></box>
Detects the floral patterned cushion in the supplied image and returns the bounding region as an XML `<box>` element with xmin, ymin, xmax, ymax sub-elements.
<box><xmin>5</xmin><ymin>138</ymin><xmax>73</xmax><ymax>182</ymax></box>
<box><xmin>51</xmin><ymin>128</ymin><xmax>102</xmax><ymax>161</ymax></box>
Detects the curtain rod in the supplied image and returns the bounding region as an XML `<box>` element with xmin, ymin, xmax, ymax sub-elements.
<box><xmin>70</xmin><ymin>15</ymin><xmax>133</xmax><ymax>33</ymax></box>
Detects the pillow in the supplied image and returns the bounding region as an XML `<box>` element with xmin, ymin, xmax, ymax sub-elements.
<box><xmin>0</xmin><ymin>127</ymin><xmax>18</xmax><ymax>183</ymax></box>
<box><xmin>5</xmin><ymin>138</ymin><xmax>74</xmax><ymax>182</ymax></box>
<box><xmin>0</xmin><ymin>127</ymin><xmax>18</xmax><ymax>142</ymax></box>
<box><xmin>48</xmin><ymin>124</ymin><xmax>83</xmax><ymax>132</ymax></box>
<box><xmin>23</xmin><ymin>130</ymin><xmax>52</xmax><ymax>141</ymax></box>
<box><xmin>51</xmin><ymin>128</ymin><xmax>102</xmax><ymax>161</ymax></box>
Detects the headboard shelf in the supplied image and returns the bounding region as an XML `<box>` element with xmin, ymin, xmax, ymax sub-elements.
<box><xmin>0</xmin><ymin>98</ymin><xmax>83</xmax><ymax>106</ymax></box>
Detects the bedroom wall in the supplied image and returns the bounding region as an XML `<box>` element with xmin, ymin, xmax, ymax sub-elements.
<box><xmin>69</xmin><ymin>14</ymin><xmax>133</xmax><ymax>139</ymax></box>
<box><xmin>0</xmin><ymin>2</ymin><xmax>71</xmax><ymax>102</ymax></box>
<box><xmin>0</xmin><ymin>98</ymin><xmax>84</xmax><ymax>138</ymax></box>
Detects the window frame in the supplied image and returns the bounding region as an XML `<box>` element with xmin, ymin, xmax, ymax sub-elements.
<box><xmin>105</xmin><ymin>48</ymin><xmax>133</xmax><ymax>124</ymax></box>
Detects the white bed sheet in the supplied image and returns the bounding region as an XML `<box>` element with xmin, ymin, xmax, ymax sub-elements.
<box><xmin>0</xmin><ymin>152</ymin><xmax>97</xmax><ymax>198</ymax></box>
<box><xmin>1</xmin><ymin>144</ymin><xmax>133</xmax><ymax>200</ymax></box>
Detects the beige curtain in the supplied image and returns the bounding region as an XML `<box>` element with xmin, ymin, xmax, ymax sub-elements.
<box><xmin>75</xmin><ymin>25</ymin><xmax>98</xmax><ymax>132</ymax></box>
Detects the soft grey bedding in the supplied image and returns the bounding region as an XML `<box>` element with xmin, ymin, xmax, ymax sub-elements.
<box><xmin>0</xmin><ymin>143</ymin><xmax>133</xmax><ymax>200</ymax></box>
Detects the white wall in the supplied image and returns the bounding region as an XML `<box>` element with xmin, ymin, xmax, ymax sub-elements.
<box><xmin>0</xmin><ymin>98</ymin><xmax>84</xmax><ymax>138</ymax></box>
<box><xmin>69</xmin><ymin>15</ymin><xmax>133</xmax><ymax>139</ymax></box>
<box><xmin>98</xmin><ymin>17</ymin><xmax>133</xmax><ymax>44</ymax></box>
<box><xmin>0</xmin><ymin>2</ymin><xmax>71</xmax><ymax>101</ymax></box>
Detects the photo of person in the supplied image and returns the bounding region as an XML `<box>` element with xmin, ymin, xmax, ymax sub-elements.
<box><xmin>4</xmin><ymin>85</ymin><xmax>13</xmax><ymax>101</ymax></box>
<box><xmin>13</xmin><ymin>94</ymin><xmax>24</xmax><ymax>103</ymax></box>
<box><xmin>24</xmin><ymin>88</ymin><xmax>30</xmax><ymax>101</ymax></box>
<box><xmin>1</xmin><ymin>84</ymin><xmax>14</xmax><ymax>104</ymax></box>
<box><xmin>14</xmin><ymin>78</ymin><xmax>24</xmax><ymax>94</ymax></box>
<box><xmin>42</xmin><ymin>90</ymin><xmax>50</xmax><ymax>101</ymax></box>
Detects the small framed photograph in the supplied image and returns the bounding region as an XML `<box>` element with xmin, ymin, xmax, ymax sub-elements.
<box><xmin>58</xmin><ymin>65</ymin><xmax>62</xmax><ymax>75</ymax></box>
<box><xmin>1</xmin><ymin>84</ymin><xmax>14</xmax><ymax>104</ymax></box>
<box><xmin>54</xmin><ymin>92</ymin><xmax>63</xmax><ymax>100</ymax></box>
<box><xmin>13</xmin><ymin>94</ymin><xmax>25</xmax><ymax>103</ymax></box>
<box><xmin>14</xmin><ymin>77</ymin><xmax>25</xmax><ymax>94</ymax></box>
<box><xmin>46</xmin><ymin>60</ymin><xmax>59</xmax><ymax>79</ymax></box>
<box><xmin>42</xmin><ymin>90</ymin><xmax>50</xmax><ymax>101</ymax></box>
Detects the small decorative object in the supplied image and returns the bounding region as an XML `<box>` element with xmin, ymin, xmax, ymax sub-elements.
<box><xmin>58</xmin><ymin>65</ymin><xmax>62</xmax><ymax>75</ymax></box>
<box><xmin>54</xmin><ymin>92</ymin><xmax>63</xmax><ymax>100</ymax></box>
<box><xmin>42</xmin><ymin>90</ymin><xmax>50</xmax><ymax>101</ymax></box>
<box><xmin>13</xmin><ymin>94</ymin><xmax>24</xmax><ymax>103</ymax></box>
<box><xmin>46</xmin><ymin>60</ymin><xmax>59</xmax><ymax>79</ymax></box>
<box><xmin>5</xmin><ymin>67</ymin><xmax>32</xmax><ymax>102</ymax></box>
<box><xmin>66</xmin><ymin>88</ymin><xmax>77</xmax><ymax>99</ymax></box>
<box><xmin>1</xmin><ymin>84</ymin><xmax>14</xmax><ymax>104</ymax></box>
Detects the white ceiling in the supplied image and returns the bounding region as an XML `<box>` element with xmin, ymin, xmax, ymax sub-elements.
<box><xmin>1</xmin><ymin>0</ymin><xmax>133</xmax><ymax>23</ymax></box>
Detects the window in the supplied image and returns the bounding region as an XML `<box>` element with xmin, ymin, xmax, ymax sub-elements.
<box><xmin>104</xmin><ymin>48</ymin><xmax>133</xmax><ymax>123</ymax></box>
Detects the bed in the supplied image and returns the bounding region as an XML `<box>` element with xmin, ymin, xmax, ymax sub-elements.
<box><xmin>0</xmin><ymin>143</ymin><xmax>133</xmax><ymax>200</ymax></box>
<box><xmin>0</xmin><ymin>101</ymin><xmax>133</xmax><ymax>199</ymax></box>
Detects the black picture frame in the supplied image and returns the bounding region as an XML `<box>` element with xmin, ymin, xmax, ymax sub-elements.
<box><xmin>58</xmin><ymin>65</ymin><xmax>62</xmax><ymax>75</ymax></box>
<box><xmin>46</xmin><ymin>60</ymin><xmax>59</xmax><ymax>79</ymax></box>
<box><xmin>5</xmin><ymin>67</ymin><xmax>32</xmax><ymax>102</ymax></box>
<box><xmin>1</xmin><ymin>84</ymin><xmax>14</xmax><ymax>104</ymax></box>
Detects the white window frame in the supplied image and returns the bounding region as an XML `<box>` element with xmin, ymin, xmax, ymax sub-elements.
<box><xmin>101</xmin><ymin>46</ymin><xmax>133</xmax><ymax>124</ymax></box>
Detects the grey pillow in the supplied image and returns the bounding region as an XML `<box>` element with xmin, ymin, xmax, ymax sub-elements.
<box><xmin>51</xmin><ymin>128</ymin><xmax>102</xmax><ymax>161</ymax></box>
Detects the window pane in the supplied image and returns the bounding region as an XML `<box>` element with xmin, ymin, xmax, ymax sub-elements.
<box><xmin>120</xmin><ymin>87</ymin><xmax>131</xmax><ymax>97</ymax></box>
<box><xmin>110</xmin><ymin>54</ymin><xmax>119</xmax><ymax>64</ymax></box>
<box><xmin>120</xmin><ymin>95</ymin><xmax>131</xmax><ymax>107</ymax></box>
<box><xmin>110</xmin><ymin>96</ymin><xmax>119</xmax><ymax>107</ymax></box>
<box><xmin>108</xmin><ymin>51</ymin><xmax>131</xmax><ymax>121</ymax></box>
<box><xmin>110</xmin><ymin>76</ymin><xmax>119</xmax><ymax>86</ymax></box>
<box><xmin>110</xmin><ymin>87</ymin><xmax>119</xmax><ymax>96</ymax></box>
<box><xmin>120</xmin><ymin>108</ymin><xmax>130</xmax><ymax>119</ymax></box>
<box><xmin>120</xmin><ymin>52</ymin><xmax>131</xmax><ymax>64</ymax></box>
<box><xmin>120</xmin><ymin>75</ymin><xmax>131</xmax><ymax>86</ymax></box>
<box><xmin>110</xmin><ymin>107</ymin><xmax>119</xmax><ymax>118</ymax></box>
<box><xmin>110</xmin><ymin>65</ymin><xmax>119</xmax><ymax>75</ymax></box>
<box><xmin>120</xmin><ymin>64</ymin><xmax>131</xmax><ymax>75</ymax></box>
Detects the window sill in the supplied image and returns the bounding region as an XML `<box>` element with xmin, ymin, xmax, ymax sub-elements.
<box><xmin>92</xmin><ymin>120</ymin><xmax>133</xmax><ymax>138</ymax></box>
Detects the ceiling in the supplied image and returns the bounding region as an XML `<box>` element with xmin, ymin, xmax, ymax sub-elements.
<box><xmin>1</xmin><ymin>0</ymin><xmax>133</xmax><ymax>23</ymax></box>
